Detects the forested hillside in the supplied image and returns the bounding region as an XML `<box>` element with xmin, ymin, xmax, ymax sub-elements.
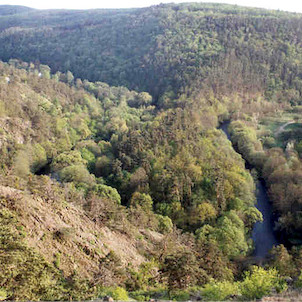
<box><xmin>1</xmin><ymin>3</ymin><xmax>302</xmax><ymax>101</ymax></box>
<box><xmin>1</xmin><ymin>2</ymin><xmax>302</xmax><ymax>301</ymax></box>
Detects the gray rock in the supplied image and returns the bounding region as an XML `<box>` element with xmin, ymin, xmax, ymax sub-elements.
<box><xmin>103</xmin><ymin>296</ymin><xmax>114</xmax><ymax>302</ymax></box>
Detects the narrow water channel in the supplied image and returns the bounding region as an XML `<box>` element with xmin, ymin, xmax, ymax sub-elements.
<box><xmin>219</xmin><ymin>121</ymin><xmax>278</xmax><ymax>259</ymax></box>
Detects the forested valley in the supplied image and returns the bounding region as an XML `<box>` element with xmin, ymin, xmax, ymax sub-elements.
<box><xmin>0</xmin><ymin>3</ymin><xmax>302</xmax><ymax>301</ymax></box>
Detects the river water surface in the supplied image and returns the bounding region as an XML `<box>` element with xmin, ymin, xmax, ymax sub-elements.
<box><xmin>219</xmin><ymin>121</ymin><xmax>278</xmax><ymax>259</ymax></box>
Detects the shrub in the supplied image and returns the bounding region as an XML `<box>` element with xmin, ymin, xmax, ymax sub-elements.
<box><xmin>101</xmin><ymin>286</ymin><xmax>129</xmax><ymax>301</ymax></box>
<box><xmin>53</xmin><ymin>253</ymin><xmax>61</xmax><ymax>268</ymax></box>
<box><xmin>295</xmin><ymin>271</ymin><xmax>302</xmax><ymax>288</ymax></box>
<box><xmin>92</xmin><ymin>184</ymin><xmax>121</xmax><ymax>204</ymax></box>
<box><xmin>51</xmin><ymin>150</ymin><xmax>87</xmax><ymax>171</ymax></box>
<box><xmin>54</xmin><ymin>227</ymin><xmax>75</xmax><ymax>241</ymax></box>
<box><xmin>0</xmin><ymin>209</ymin><xmax>62</xmax><ymax>300</ymax></box>
<box><xmin>270</xmin><ymin>245</ymin><xmax>295</xmax><ymax>277</ymax></box>
<box><xmin>129</xmin><ymin>292</ymin><xmax>149</xmax><ymax>301</ymax></box>
<box><xmin>31</xmin><ymin>143</ymin><xmax>47</xmax><ymax>172</ymax></box>
<box><xmin>129</xmin><ymin>192</ymin><xmax>153</xmax><ymax>211</ymax></box>
<box><xmin>126</xmin><ymin>260</ymin><xmax>158</xmax><ymax>291</ymax></box>
<box><xmin>170</xmin><ymin>290</ymin><xmax>190</xmax><ymax>301</ymax></box>
<box><xmin>13</xmin><ymin>150</ymin><xmax>30</xmax><ymax>178</ymax></box>
<box><xmin>0</xmin><ymin>289</ymin><xmax>7</xmax><ymax>301</ymax></box>
<box><xmin>160</xmin><ymin>250</ymin><xmax>201</xmax><ymax>290</ymax></box>
<box><xmin>201</xmin><ymin>280</ymin><xmax>239</xmax><ymax>301</ymax></box>
<box><xmin>95</xmin><ymin>155</ymin><xmax>112</xmax><ymax>177</ymax></box>
<box><xmin>157</xmin><ymin>214</ymin><xmax>173</xmax><ymax>234</ymax></box>
<box><xmin>59</xmin><ymin>165</ymin><xmax>94</xmax><ymax>185</ymax></box>
<box><xmin>240</xmin><ymin>266</ymin><xmax>285</xmax><ymax>300</ymax></box>
<box><xmin>0</xmin><ymin>101</ymin><xmax>6</xmax><ymax>116</ymax></box>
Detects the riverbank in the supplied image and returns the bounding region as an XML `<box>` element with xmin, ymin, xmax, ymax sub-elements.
<box><xmin>219</xmin><ymin>121</ymin><xmax>279</xmax><ymax>259</ymax></box>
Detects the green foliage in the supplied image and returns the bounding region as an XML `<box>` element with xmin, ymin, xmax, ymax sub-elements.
<box><xmin>100</xmin><ymin>286</ymin><xmax>129</xmax><ymax>301</ymax></box>
<box><xmin>296</xmin><ymin>140</ymin><xmax>302</xmax><ymax>157</ymax></box>
<box><xmin>130</xmin><ymin>192</ymin><xmax>153</xmax><ymax>211</ymax></box>
<box><xmin>95</xmin><ymin>156</ymin><xmax>112</xmax><ymax>177</ymax></box>
<box><xmin>229</xmin><ymin>121</ymin><xmax>265</xmax><ymax>169</ymax></box>
<box><xmin>243</xmin><ymin>207</ymin><xmax>263</xmax><ymax>228</ymax></box>
<box><xmin>201</xmin><ymin>280</ymin><xmax>239</xmax><ymax>301</ymax></box>
<box><xmin>0</xmin><ymin>209</ymin><xmax>60</xmax><ymax>300</ymax></box>
<box><xmin>1</xmin><ymin>4</ymin><xmax>302</xmax><ymax>298</ymax></box>
<box><xmin>197</xmin><ymin>211</ymin><xmax>249</xmax><ymax>258</ymax></box>
<box><xmin>157</xmin><ymin>214</ymin><xmax>173</xmax><ymax>234</ymax></box>
<box><xmin>80</xmin><ymin>147</ymin><xmax>96</xmax><ymax>170</ymax></box>
<box><xmin>59</xmin><ymin>165</ymin><xmax>94</xmax><ymax>185</ymax></box>
<box><xmin>13</xmin><ymin>150</ymin><xmax>30</xmax><ymax>178</ymax></box>
<box><xmin>160</xmin><ymin>250</ymin><xmax>203</xmax><ymax>291</ymax></box>
<box><xmin>31</xmin><ymin>143</ymin><xmax>47</xmax><ymax>172</ymax></box>
<box><xmin>92</xmin><ymin>184</ymin><xmax>121</xmax><ymax>204</ymax></box>
<box><xmin>199</xmin><ymin>266</ymin><xmax>287</xmax><ymax>301</ymax></box>
<box><xmin>270</xmin><ymin>245</ymin><xmax>295</xmax><ymax>277</ymax></box>
<box><xmin>128</xmin><ymin>92</ymin><xmax>152</xmax><ymax>108</ymax></box>
<box><xmin>52</xmin><ymin>150</ymin><xmax>87</xmax><ymax>171</ymax></box>
<box><xmin>294</xmin><ymin>271</ymin><xmax>302</xmax><ymax>288</ymax></box>
<box><xmin>191</xmin><ymin>202</ymin><xmax>217</xmax><ymax>225</ymax></box>
<box><xmin>0</xmin><ymin>289</ymin><xmax>6</xmax><ymax>301</ymax></box>
<box><xmin>53</xmin><ymin>253</ymin><xmax>61</xmax><ymax>269</ymax></box>
<box><xmin>2</xmin><ymin>3</ymin><xmax>302</xmax><ymax>102</ymax></box>
<box><xmin>126</xmin><ymin>260</ymin><xmax>159</xmax><ymax>291</ymax></box>
<box><xmin>240</xmin><ymin>266</ymin><xmax>285</xmax><ymax>300</ymax></box>
<box><xmin>169</xmin><ymin>289</ymin><xmax>190</xmax><ymax>301</ymax></box>
<box><xmin>40</xmin><ymin>64</ymin><xmax>51</xmax><ymax>79</ymax></box>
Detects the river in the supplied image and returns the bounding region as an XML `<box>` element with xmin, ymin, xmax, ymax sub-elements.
<box><xmin>219</xmin><ymin>121</ymin><xmax>278</xmax><ymax>259</ymax></box>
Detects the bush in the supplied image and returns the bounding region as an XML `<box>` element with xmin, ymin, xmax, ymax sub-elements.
<box><xmin>51</xmin><ymin>150</ymin><xmax>87</xmax><ymax>171</ymax></box>
<box><xmin>95</xmin><ymin>155</ymin><xmax>112</xmax><ymax>177</ymax></box>
<box><xmin>59</xmin><ymin>165</ymin><xmax>94</xmax><ymax>185</ymax></box>
<box><xmin>54</xmin><ymin>227</ymin><xmax>75</xmax><ymax>241</ymax></box>
<box><xmin>129</xmin><ymin>288</ymin><xmax>167</xmax><ymax>301</ymax></box>
<box><xmin>201</xmin><ymin>280</ymin><xmax>239</xmax><ymax>301</ymax></box>
<box><xmin>129</xmin><ymin>292</ymin><xmax>149</xmax><ymax>301</ymax></box>
<box><xmin>31</xmin><ymin>143</ymin><xmax>47</xmax><ymax>172</ymax></box>
<box><xmin>92</xmin><ymin>184</ymin><xmax>121</xmax><ymax>204</ymax></box>
<box><xmin>0</xmin><ymin>289</ymin><xmax>7</xmax><ymax>301</ymax></box>
<box><xmin>170</xmin><ymin>289</ymin><xmax>190</xmax><ymax>301</ymax></box>
<box><xmin>240</xmin><ymin>266</ymin><xmax>285</xmax><ymax>300</ymax></box>
<box><xmin>101</xmin><ymin>286</ymin><xmax>129</xmax><ymax>301</ymax></box>
<box><xmin>160</xmin><ymin>250</ymin><xmax>201</xmax><ymax>290</ymax></box>
<box><xmin>13</xmin><ymin>150</ymin><xmax>30</xmax><ymax>178</ymax></box>
<box><xmin>157</xmin><ymin>214</ymin><xmax>173</xmax><ymax>234</ymax></box>
<box><xmin>126</xmin><ymin>260</ymin><xmax>158</xmax><ymax>291</ymax></box>
<box><xmin>129</xmin><ymin>192</ymin><xmax>153</xmax><ymax>211</ymax></box>
<box><xmin>294</xmin><ymin>271</ymin><xmax>302</xmax><ymax>288</ymax></box>
<box><xmin>0</xmin><ymin>209</ymin><xmax>62</xmax><ymax>300</ymax></box>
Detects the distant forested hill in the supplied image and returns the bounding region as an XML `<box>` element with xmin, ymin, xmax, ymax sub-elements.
<box><xmin>0</xmin><ymin>3</ymin><xmax>302</xmax><ymax>100</ymax></box>
<box><xmin>0</xmin><ymin>5</ymin><xmax>34</xmax><ymax>16</ymax></box>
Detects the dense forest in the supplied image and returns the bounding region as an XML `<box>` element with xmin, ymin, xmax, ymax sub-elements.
<box><xmin>0</xmin><ymin>3</ymin><xmax>302</xmax><ymax>301</ymax></box>
<box><xmin>1</xmin><ymin>3</ymin><xmax>302</xmax><ymax>100</ymax></box>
